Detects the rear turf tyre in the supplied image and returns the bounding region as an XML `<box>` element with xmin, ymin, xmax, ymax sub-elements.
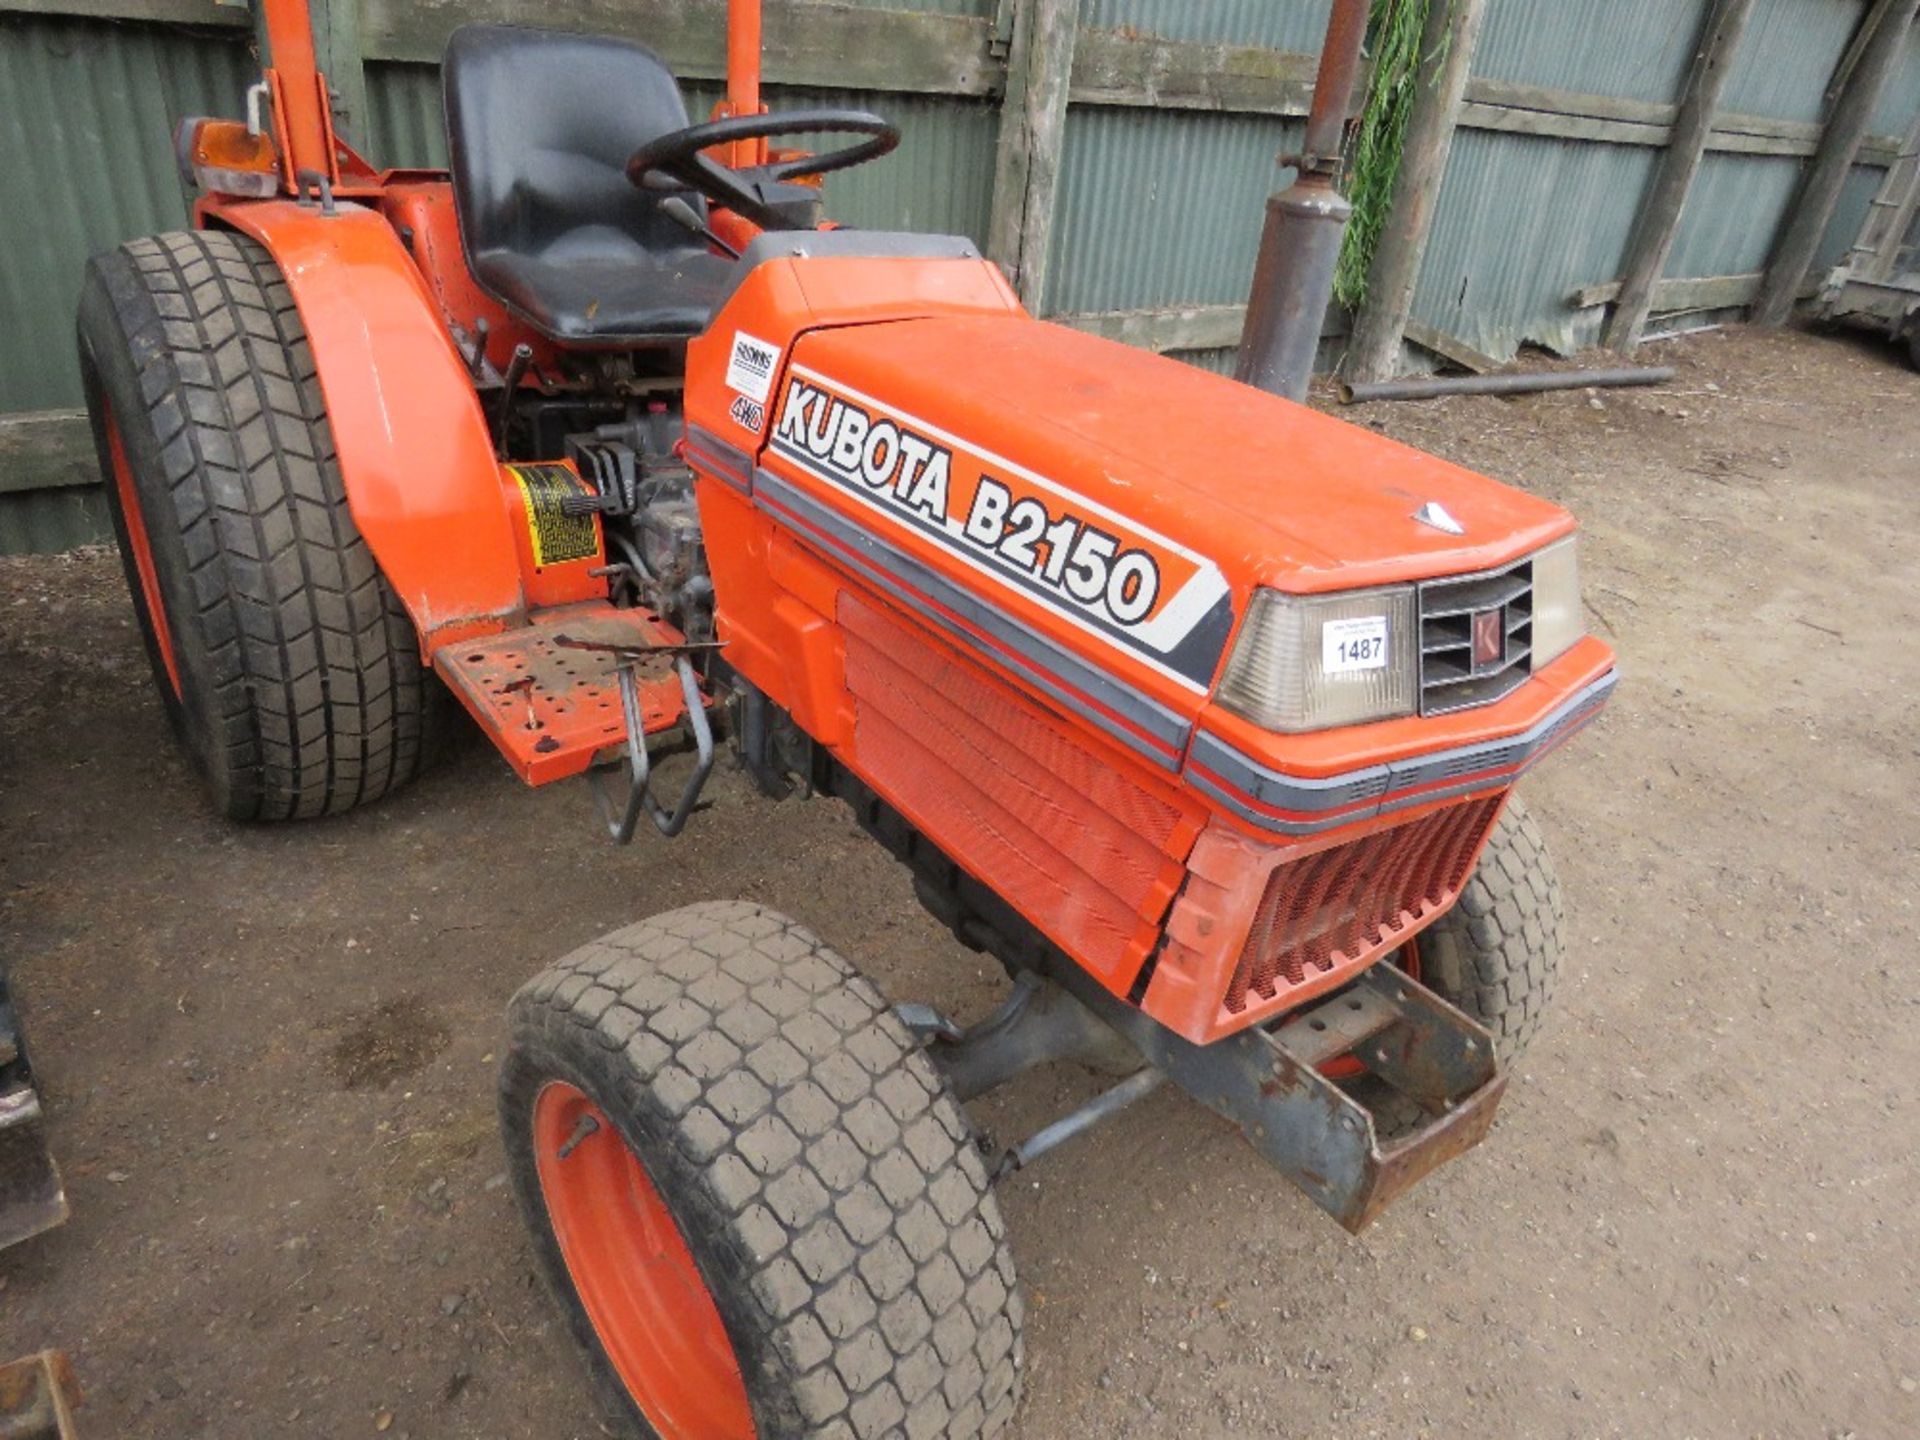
<box><xmin>75</xmin><ymin>229</ymin><xmax>437</xmax><ymax>821</ymax></box>
<box><xmin>1413</xmin><ymin>793</ymin><xmax>1563</xmax><ymax>1063</ymax></box>
<box><xmin>500</xmin><ymin>901</ymin><xmax>1023</xmax><ymax>1440</ymax></box>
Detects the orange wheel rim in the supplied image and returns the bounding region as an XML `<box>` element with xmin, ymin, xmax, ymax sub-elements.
<box><xmin>532</xmin><ymin>1081</ymin><xmax>756</xmax><ymax>1440</ymax></box>
<box><xmin>104</xmin><ymin>406</ymin><xmax>182</xmax><ymax>698</ymax></box>
<box><xmin>1321</xmin><ymin>936</ymin><xmax>1423</xmax><ymax>1082</ymax></box>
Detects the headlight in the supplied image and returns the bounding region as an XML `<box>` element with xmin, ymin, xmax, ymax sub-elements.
<box><xmin>1529</xmin><ymin>535</ymin><xmax>1583</xmax><ymax>667</ymax></box>
<box><xmin>1216</xmin><ymin>586</ymin><xmax>1417</xmax><ymax>733</ymax></box>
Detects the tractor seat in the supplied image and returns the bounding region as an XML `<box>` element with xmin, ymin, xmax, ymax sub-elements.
<box><xmin>443</xmin><ymin>24</ymin><xmax>733</xmax><ymax>346</ymax></box>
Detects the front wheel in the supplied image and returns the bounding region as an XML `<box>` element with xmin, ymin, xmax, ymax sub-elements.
<box><xmin>1354</xmin><ymin>794</ymin><xmax>1563</xmax><ymax>1137</ymax></box>
<box><xmin>1412</xmin><ymin>792</ymin><xmax>1564</xmax><ymax>1063</ymax></box>
<box><xmin>500</xmin><ymin>901</ymin><xmax>1023</xmax><ymax>1440</ymax></box>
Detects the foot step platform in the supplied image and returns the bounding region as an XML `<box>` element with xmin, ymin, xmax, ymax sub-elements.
<box><xmin>435</xmin><ymin>603</ymin><xmax>696</xmax><ymax>785</ymax></box>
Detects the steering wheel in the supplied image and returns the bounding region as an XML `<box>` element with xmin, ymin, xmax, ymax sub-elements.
<box><xmin>626</xmin><ymin>110</ymin><xmax>899</xmax><ymax>232</ymax></box>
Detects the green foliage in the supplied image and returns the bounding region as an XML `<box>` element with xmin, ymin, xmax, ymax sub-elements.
<box><xmin>1334</xmin><ymin>0</ymin><xmax>1438</xmax><ymax>309</ymax></box>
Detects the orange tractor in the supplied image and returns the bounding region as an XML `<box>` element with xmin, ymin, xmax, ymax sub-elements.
<box><xmin>77</xmin><ymin>2</ymin><xmax>1615</xmax><ymax>1434</ymax></box>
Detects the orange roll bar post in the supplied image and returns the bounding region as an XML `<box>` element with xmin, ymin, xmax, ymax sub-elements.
<box><xmin>724</xmin><ymin>0</ymin><xmax>767</xmax><ymax>167</ymax></box>
<box><xmin>259</xmin><ymin>0</ymin><xmax>336</xmax><ymax>186</ymax></box>
<box><xmin>727</xmin><ymin>0</ymin><xmax>762</xmax><ymax>115</ymax></box>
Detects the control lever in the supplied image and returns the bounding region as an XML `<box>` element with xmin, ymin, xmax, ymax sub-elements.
<box><xmin>660</xmin><ymin>196</ymin><xmax>741</xmax><ymax>260</ymax></box>
<box><xmin>494</xmin><ymin>342</ymin><xmax>532</xmax><ymax>455</ymax></box>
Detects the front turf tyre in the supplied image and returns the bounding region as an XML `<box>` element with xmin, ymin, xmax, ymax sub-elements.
<box><xmin>1412</xmin><ymin>792</ymin><xmax>1564</xmax><ymax>1063</ymax></box>
<box><xmin>501</xmin><ymin>901</ymin><xmax>1023</xmax><ymax>1440</ymax></box>
<box><xmin>1359</xmin><ymin>794</ymin><xmax>1564</xmax><ymax>1139</ymax></box>
<box><xmin>76</xmin><ymin>230</ymin><xmax>436</xmax><ymax>821</ymax></box>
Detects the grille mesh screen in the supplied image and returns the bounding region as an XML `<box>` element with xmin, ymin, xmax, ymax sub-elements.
<box><xmin>1225</xmin><ymin>796</ymin><xmax>1504</xmax><ymax>1014</ymax></box>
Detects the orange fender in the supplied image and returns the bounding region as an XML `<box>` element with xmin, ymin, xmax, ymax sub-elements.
<box><xmin>206</xmin><ymin>197</ymin><xmax>525</xmax><ymax>651</ymax></box>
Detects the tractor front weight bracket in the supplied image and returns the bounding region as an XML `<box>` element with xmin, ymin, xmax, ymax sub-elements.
<box><xmin>915</xmin><ymin>947</ymin><xmax>1506</xmax><ymax>1229</ymax></box>
<box><xmin>1030</xmin><ymin>957</ymin><xmax>1508</xmax><ymax>1232</ymax></box>
<box><xmin>906</xmin><ymin>956</ymin><xmax>1504</xmax><ymax>1223</ymax></box>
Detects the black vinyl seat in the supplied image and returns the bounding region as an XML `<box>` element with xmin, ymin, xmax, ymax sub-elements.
<box><xmin>443</xmin><ymin>24</ymin><xmax>733</xmax><ymax>346</ymax></box>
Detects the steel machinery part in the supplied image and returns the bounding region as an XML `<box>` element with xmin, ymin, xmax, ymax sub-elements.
<box><xmin>1339</xmin><ymin>366</ymin><xmax>1677</xmax><ymax>404</ymax></box>
<box><xmin>1234</xmin><ymin>0</ymin><xmax>1370</xmax><ymax>401</ymax></box>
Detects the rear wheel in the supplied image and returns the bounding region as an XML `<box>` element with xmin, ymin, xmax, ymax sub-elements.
<box><xmin>76</xmin><ymin>229</ymin><xmax>438</xmax><ymax>821</ymax></box>
<box><xmin>501</xmin><ymin>901</ymin><xmax>1023</xmax><ymax>1439</ymax></box>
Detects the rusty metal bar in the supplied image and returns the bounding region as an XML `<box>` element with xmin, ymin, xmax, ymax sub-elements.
<box><xmin>1299</xmin><ymin>0</ymin><xmax>1370</xmax><ymax>173</ymax></box>
<box><xmin>993</xmin><ymin>1067</ymin><xmax>1165</xmax><ymax>1177</ymax></box>
<box><xmin>1233</xmin><ymin>0</ymin><xmax>1370</xmax><ymax>402</ymax></box>
<box><xmin>1024</xmin><ymin>944</ymin><xmax>1507</xmax><ymax>1233</ymax></box>
<box><xmin>1338</xmin><ymin>365</ymin><xmax>1676</xmax><ymax>405</ymax></box>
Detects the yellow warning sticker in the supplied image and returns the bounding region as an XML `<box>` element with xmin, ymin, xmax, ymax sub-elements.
<box><xmin>510</xmin><ymin>463</ymin><xmax>599</xmax><ymax>567</ymax></box>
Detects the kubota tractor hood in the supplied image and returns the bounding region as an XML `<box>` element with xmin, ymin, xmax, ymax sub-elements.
<box><xmin>782</xmin><ymin>313</ymin><xmax>1574</xmax><ymax>598</ymax></box>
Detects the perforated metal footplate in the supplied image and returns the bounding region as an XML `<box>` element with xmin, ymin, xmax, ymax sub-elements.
<box><xmin>435</xmin><ymin>603</ymin><xmax>693</xmax><ymax>785</ymax></box>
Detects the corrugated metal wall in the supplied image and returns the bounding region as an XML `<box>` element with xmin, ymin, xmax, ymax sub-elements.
<box><xmin>1474</xmin><ymin>0</ymin><xmax>1706</xmax><ymax>102</ymax></box>
<box><xmin>1079</xmin><ymin>0</ymin><xmax>1334</xmax><ymax>52</ymax></box>
<box><xmin>1412</xmin><ymin>0</ymin><xmax>1919</xmax><ymax>357</ymax></box>
<box><xmin>3</xmin><ymin>0</ymin><xmax>1919</xmax><ymax>553</ymax></box>
<box><xmin>1046</xmin><ymin>108</ymin><xmax>1300</xmax><ymax>316</ymax></box>
<box><xmin>0</xmin><ymin>15</ymin><xmax>253</xmax><ymax>417</ymax></box>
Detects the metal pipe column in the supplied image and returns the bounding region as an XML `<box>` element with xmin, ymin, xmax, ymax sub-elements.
<box><xmin>1234</xmin><ymin>0</ymin><xmax>1370</xmax><ymax>402</ymax></box>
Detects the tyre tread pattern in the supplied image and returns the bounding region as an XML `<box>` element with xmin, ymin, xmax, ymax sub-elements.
<box><xmin>1425</xmin><ymin>796</ymin><xmax>1564</xmax><ymax>1060</ymax></box>
<box><xmin>513</xmin><ymin>901</ymin><xmax>1022</xmax><ymax>1440</ymax></box>
<box><xmin>112</xmin><ymin>229</ymin><xmax>426</xmax><ymax>819</ymax></box>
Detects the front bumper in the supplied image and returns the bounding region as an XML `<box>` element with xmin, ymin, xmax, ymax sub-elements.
<box><xmin>1042</xmin><ymin>943</ymin><xmax>1506</xmax><ymax>1232</ymax></box>
<box><xmin>1189</xmin><ymin>667</ymin><xmax>1617</xmax><ymax>839</ymax></box>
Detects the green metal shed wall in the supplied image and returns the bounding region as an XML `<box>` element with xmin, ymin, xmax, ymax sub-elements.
<box><xmin>3</xmin><ymin>0</ymin><xmax>1919</xmax><ymax>553</ymax></box>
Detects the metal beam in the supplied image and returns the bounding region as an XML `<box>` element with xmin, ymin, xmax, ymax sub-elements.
<box><xmin>1755</xmin><ymin>0</ymin><xmax>1920</xmax><ymax>326</ymax></box>
<box><xmin>1233</xmin><ymin>0</ymin><xmax>1368</xmax><ymax>401</ymax></box>
<box><xmin>1345</xmin><ymin>0</ymin><xmax>1491</xmax><ymax>384</ymax></box>
<box><xmin>1606</xmin><ymin>0</ymin><xmax>1756</xmax><ymax>351</ymax></box>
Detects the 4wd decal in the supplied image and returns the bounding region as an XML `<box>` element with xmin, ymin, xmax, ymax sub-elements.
<box><xmin>727</xmin><ymin>394</ymin><xmax>765</xmax><ymax>432</ymax></box>
<box><xmin>767</xmin><ymin>366</ymin><xmax>1234</xmax><ymax>689</ymax></box>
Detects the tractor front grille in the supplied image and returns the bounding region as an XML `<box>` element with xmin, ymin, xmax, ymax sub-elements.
<box><xmin>1224</xmin><ymin>796</ymin><xmax>1503</xmax><ymax>1014</ymax></box>
<box><xmin>1419</xmin><ymin>556</ymin><xmax>1534</xmax><ymax>715</ymax></box>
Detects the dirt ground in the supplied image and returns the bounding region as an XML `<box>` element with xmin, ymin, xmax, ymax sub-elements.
<box><xmin>2</xmin><ymin>324</ymin><xmax>1917</xmax><ymax>1439</ymax></box>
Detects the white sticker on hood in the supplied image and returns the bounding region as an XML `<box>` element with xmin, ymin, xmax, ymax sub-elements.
<box><xmin>725</xmin><ymin>331</ymin><xmax>780</xmax><ymax>404</ymax></box>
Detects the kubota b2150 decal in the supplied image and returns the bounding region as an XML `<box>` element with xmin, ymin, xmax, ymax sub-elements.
<box><xmin>768</xmin><ymin>365</ymin><xmax>1235</xmax><ymax>690</ymax></box>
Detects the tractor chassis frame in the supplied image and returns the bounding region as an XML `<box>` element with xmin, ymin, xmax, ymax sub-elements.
<box><xmin>816</xmin><ymin>720</ymin><xmax>1509</xmax><ymax>1231</ymax></box>
<box><xmin>913</xmin><ymin>956</ymin><xmax>1505</xmax><ymax>1231</ymax></box>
